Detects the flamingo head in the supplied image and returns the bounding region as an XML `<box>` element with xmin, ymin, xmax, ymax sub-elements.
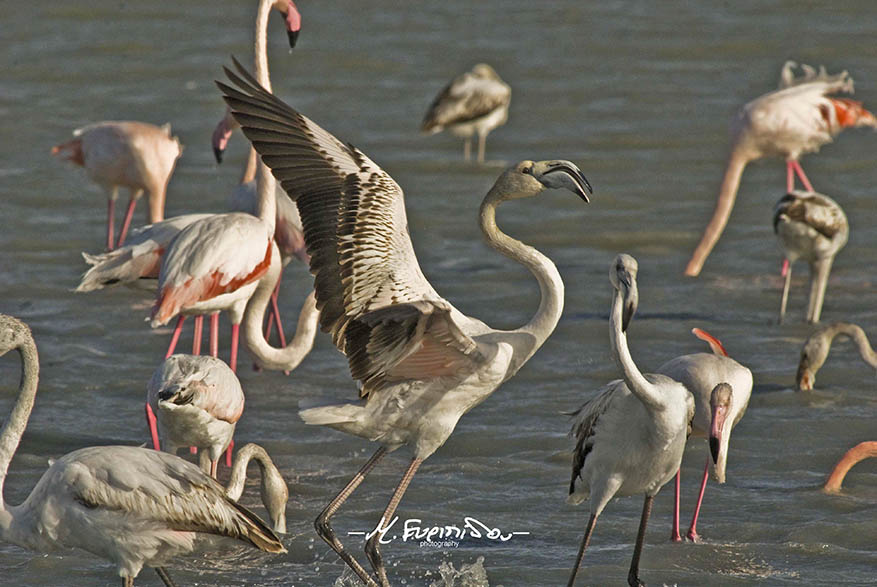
<box><xmin>796</xmin><ymin>333</ymin><xmax>831</xmax><ymax>391</ymax></box>
<box><xmin>609</xmin><ymin>254</ymin><xmax>638</xmax><ymax>332</ymax></box>
<box><xmin>212</xmin><ymin>108</ymin><xmax>240</xmax><ymax>164</ymax></box>
<box><xmin>0</xmin><ymin>315</ymin><xmax>31</xmax><ymax>358</ymax></box>
<box><xmin>276</xmin><ymin>0</ymin><xmax>301</xmax><ymax>48</ymax></box>
<box><xmin>708</xmin><ymin>382</ymin><xmax>733</xmax><ymax>483</ymax></box>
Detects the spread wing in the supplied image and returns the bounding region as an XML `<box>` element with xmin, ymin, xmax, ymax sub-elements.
<box><xmin>216</xmin><ymin>59</ymin><xmax>444</xmax><ymax>352</ymax></box>
<box><xmin>216</xmin><ymin>59</ymin><xmax>487</xmax><ymax>397</ymax></box>
<box><xmin>421</xmin><ymin>71</ymin><xmax>511</xmax><ymax>131</ymax></box>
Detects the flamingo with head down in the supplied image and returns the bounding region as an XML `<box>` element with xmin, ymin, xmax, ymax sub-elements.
<box><xmin>685</xmin><ymin>61</ymin><xmax>876</xmax><ymax>277</ymax></box>
<box><xmin>52</xmin><ymin>121</ymin><xmax>182</xmax><ymax>250</ymax></box>
<box><xmin>0</xmin><ymin>314</ymin><xmax>285</xmax><ymax>587</ymax></box>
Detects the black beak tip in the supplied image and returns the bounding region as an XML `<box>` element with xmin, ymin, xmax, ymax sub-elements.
<box><xmin>213</xmin><ymin>146</ymin><xmax>224</xmax><ymax>164</ymax></box>
<box><xmin>287</xmin><ymin>30</ymin><xmax>299</xmax><ymax>48</ymax></box>
<box><xmin>709</xmin><ymin>436</ymin><xmax>720</xmax><ymax>464</ymax></box>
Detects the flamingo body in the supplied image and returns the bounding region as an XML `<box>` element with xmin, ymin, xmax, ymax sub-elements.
<box><xmin>52</xmin><ymin>121</ymin><xmax>182</xmax><ymax>249</ymax></box>
<box><xmin>422</xmin><ymin>63</ymin><xmax>511</xmax><ymax>162</ymax></box>
<box><xmin>685</xmin><ymin>61</ymin><xmax>875</xmax><ymax>276</ymax></box>
<box><xmin>147</xmin><ymin>354</ymin><xmax>245</xmax><ymax>477</ymax></box>
<box><xmin>219</xmin><ymin>58</ymin><xmax>592</xmax><ymax>586</ymax></box>
<box><xmin>774</xmin><ymin>190</ymin><xmax>848</xmax><ymax>323</ymax></box>
<box><xmin>0</xmin><ymin>315</ymin><xmax>283</xmax><ymax>586</ymax></box>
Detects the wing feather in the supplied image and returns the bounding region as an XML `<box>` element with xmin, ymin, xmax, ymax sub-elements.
<box><xmin>217</xmin><ymin>59</ymin><xmax>442</xmax><ymax>360</ymax></box>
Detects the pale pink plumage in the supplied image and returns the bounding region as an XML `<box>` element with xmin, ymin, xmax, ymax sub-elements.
<box><xmin>51</xmin><ymin>121</ymin><xmax>182</xmax><ymax>251</ymax></box>
<box><xmin>685</xmin><ymin>61</ymin><xmax>876</xmax><ymax>276</ymax></box>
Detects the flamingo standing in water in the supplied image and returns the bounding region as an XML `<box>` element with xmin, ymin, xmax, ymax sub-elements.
<box><xmin>421</xmin><ymin>63</ymin><xmax>511</xmax><ymax>163</ymax></box>
<box><xmin>823</xmin><ymin>441</ymin><xmax>877</xmax><ymax>493</ymax></box>
<box><xmin>657</xmin><ymin>328</ymin><xmax>752</xmax><ymax>542</ymax></box>
<box><xmin>685</xmin><ymin>61</ymin><xmax>876</xmax><ymax>276</ymax></box>
<box><xmin>146</xmin><ymin>354</ymin><xmax>245</xmax><ymax>478</ymax></box>
<box><xmin>567</xmin><ymin>254</ymin><xmax>694</xmax><ymax>587</ymax></box>
<box><xmin>0</xmin><ymin>314</ymin><xmax>285</xmax><ymax>587</ymax></box>
<box><xmin>773</xmin><ymin>190</ymin><xmax>848</xmax><ymax>324</ymax></box>
<box><xmin>219</xmin><ymin>59</ymin><xmax>592</xmax><ymax>586</ymax></box>
<box><xmin>796</xmin><ymin>322</ymin><xmax>877</xmax><ymax>390</ymax></box>
<box><xmin>151</xmin><ymin>0</ymin><xmax>297</xmax><ymax>372</ymax></box>
<box><xmin>51</xmin><ymin>121</ymin><xmax>182</xmax><ymax>250</ymax></box>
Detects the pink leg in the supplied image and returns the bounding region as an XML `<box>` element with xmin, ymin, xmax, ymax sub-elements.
<box><xmin>670</xmin><ymin>469</ymin><xmax>682</xmax><ymax>542</ymax></box>
<box><xmin>165</xmin><ymin>315</ymin><xmax>185</xmax><ymax>358</ymax></box>
<box><xmin>786</xmin><ymin>160</ymin><xmax>795</xmax><ymax>192</ymax></box>
<box><xmin>791</xmin><ymin>159</ymin><xmax>814</xmax><ymax>192</ymax></box>
<box><xmin>229</xmin><ymin>323</ymin><xmax>240</xmax><ymax>373</ymax></box>
<box><xmin>145</xmin><ymin>403</ymin><xmax>161</xmax><ymax>450</ymax></box>
<box><xmin>192</xmin><ymin>316</ymin><xmax>204</xmax><ymax>355</ymax></box>
<box><xmin>116</xmin><ymin>197</ymin><xmax>137</xmax><ymax>248</ymax></box>
<box><xmin>686</xmin><ymin>457</ymin><xmax>711</xmax><ymax>543</ymax></box>
<box><xmin>270</xmin><ymin>283</ymin><xmax>287</xmax><ymax>346</ymax></box>
<box><xmin>209</xmin><ymin>313</ymin><xmax>219</xmax><ymax>358</ymax></box>
<box><xmin>225</xmin><ymin>438</ymin><xmax>234</xmax><ymax>468</ymax></box>
<box><xmin>190</xmin><ymin>446</ymin><xmax>198</xmax><ymax>455</ymax></box>
<box><xmin>106</xmin><ymin>198</ymin><xmax>116</xmax><ymax>251</ymax></box>
<box><xmin>781</xmin><ymin>258</ymin><xmax>790</xmax><ymax>278</ymax></box>
<box><xmin>209</xmin><ymin>459</ymin><xmax>218</xmax><ymax>479</ymax></box>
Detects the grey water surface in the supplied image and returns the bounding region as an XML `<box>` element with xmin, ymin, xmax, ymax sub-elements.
<box><xmin>1</xmin><ymin>1</ymin><xmax>876</xmax><ymax>585</ymax></box>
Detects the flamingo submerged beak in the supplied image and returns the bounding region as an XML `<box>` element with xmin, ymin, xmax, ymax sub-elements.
<box><xmin>797</xmin><ymin>365</ymin><xmax>814</xmax><ymax>391</ymax></box>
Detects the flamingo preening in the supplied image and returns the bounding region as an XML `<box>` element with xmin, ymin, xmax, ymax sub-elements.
<box><xmin>567</xmin><ymin>254</ymin><xmax>694</xmax><ymax>587</ymax></box>
<box><xmin>685</xmin><ymin>61</ymin><xmax>875</xmax><ymax>277</ymax></box>
<box><xmin>0</xmin><ymin>315</ymin><xmax>284</xmax><ymax>587</ymax></box>
<box><xmin>773</xmin><ymin>190</ymin><xmax>848</xmax><ymax>324</ymax></box>
<box><xmin>218</xmin><ymin>58</ymin><xmax>592</xmax><ymax>586</ymax></box>
<box><xmin>51</xmin><ymin>121</ymin><xmax>182</xmax><ymax>250</ymax></box>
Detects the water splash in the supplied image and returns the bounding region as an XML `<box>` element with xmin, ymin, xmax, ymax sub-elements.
<box><xmin>428</xmin><ymin>556</ymin><xmax>491</xmax><ymax>587</ymax></box>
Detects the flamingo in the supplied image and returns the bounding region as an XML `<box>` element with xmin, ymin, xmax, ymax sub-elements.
<box><xmin>218</xmin><ymin>59</ymin><xmax>592</xmax><ymax>586</ymax></box>
<box><xmin>774</xmin><ymin>190</ymin><xmax>848</xmax><ymax>324</ymax></box>
<box><xmin>421</xmin><ymin>63</ymin><xmax>511</xmax><ymax>163</ymax></box>
<box><xmin>146</xmin><ymin>354</ymin><xmax>245</xmax><ymax>478</ymax></box>
<box><xmin>657</xmin><ymin>328</ymin><xmax>753</xmax><ymax>542</ymax></box>
<box><xmin>0</xmin><ymin>314</ymin><xmax>285</xmax><ymax>587</ymax></box>
<box><xmin>796</xmin><ymin>322</ymin><xmax>877</xmax><ymax>391</ymax></box>
<box><xmin>226</xmin><ymin>443</ymin><xmax>290</xmax><ymax>534</ymax></box>
<box><xmin>684</xmin><ymin>61</ymin><xmax>876</xmax><ymax>276</ymax></box>
<box><xmin>51</xmin><ymin>121</ymin><xmax>183</xmax><ymax>250</ymax></box>
<box><xmin>567</xmin><ymin>254</ymin><xmax>694</xmax><ymax>587</ymax></box>
<box><xmin>151</xmin><ymin>0</ymin><xmax>292</xmax><ymax>373</ymax></box>
<box><xmin>823</xmin><ymin>441</ymin><xmax>877</xmax><ymax>493</ymax></box>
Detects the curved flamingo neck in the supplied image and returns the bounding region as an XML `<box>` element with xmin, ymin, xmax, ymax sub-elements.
<box><xmin>828</xmin><ymin>323</ymin><xmax>877</xmax><ymax>368</ymax></box>
<box><xmin>479</xmin><ymin>189</ymin><xmax>563</xmax><ymax>372</ymax></box>
<box><xmin>824</xmin><ymin>441</ymin><xmax>877</xmax><ymax>493</ymax></box>
<box><xmin>0</xmin><ymin>337</ymin><xmax>39</xmax><ymax>512</ymax></box>
<box><xmin>242</xmin><ymin>255</ymin><xmax>319</xmax><ymax>371</ymax></box>
<box><xmin>240</xmin><ymin>148</ymin><xmax>259</xmax><ymax>184</ymax></box>
<box><xmin>609</xmin><ymin>287</ymin><xmax>662</xmax><ymax>411</ymax></box>
<box><xmin>226</xmin><ymin>444</ymin><xmax>269</xmax><ymax>501</ymax></box>
<box><xmin>684</xmin><ymin>148</ymin><xmax>751</xmax><ymax>276</ymax></box>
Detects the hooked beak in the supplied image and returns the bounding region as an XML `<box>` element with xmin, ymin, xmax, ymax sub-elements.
<box><xmin>283</xmin><ymin>1</ymin><xmax>302</xmax><ymax>48</ymax></box>
<box><xmin>709</xmin><ymin>404</ymin><xmax>728</xmax><ymax>463</ymax></box>
<box><xmin>539</xmin><ymin>160</ymin><xmax>593</xmax><ymax>203</ymax></box>
<box><xmin>796</xmin><ymin>366</ymin><xmax>814</xmax><ymax>391</ymax></box>
<box><xmin>157</xmin><ymin>384</ymin><xmax>183</xmax><ymax>403</ymax></box>
<box><xmin>620</xmin><ymin>277</ymin><xmax>638</xmax><ymax>333</ymax></box>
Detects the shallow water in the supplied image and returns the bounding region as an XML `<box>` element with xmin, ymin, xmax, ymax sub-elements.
<box><xmin>1</xmin><ymin>1</ymin><xmax>877</xmax><ymax>585</ymax></box>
